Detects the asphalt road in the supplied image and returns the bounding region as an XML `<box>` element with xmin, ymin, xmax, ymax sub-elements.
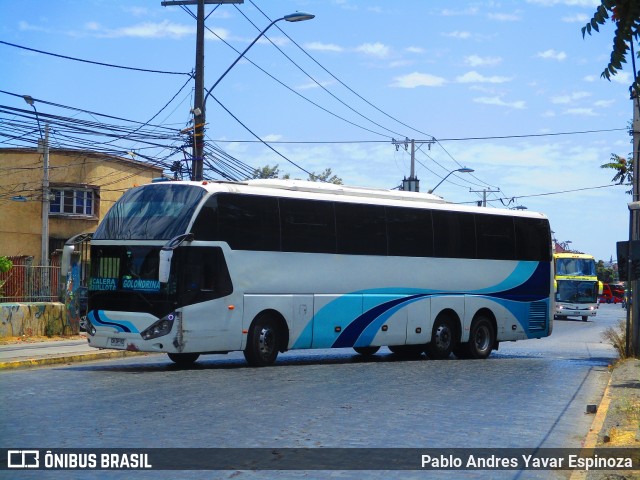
<box><xmin>0</xmin><ymin>303</ymin><xmax>625</xmax><ymax>480</ymax></box>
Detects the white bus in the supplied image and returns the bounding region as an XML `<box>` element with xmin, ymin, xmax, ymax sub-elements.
<box><xmin>83</xmin><ymin>179</ymin><xmax>553</xmax><ymax>366</ymax></box>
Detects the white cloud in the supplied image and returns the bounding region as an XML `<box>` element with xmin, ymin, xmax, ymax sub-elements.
<box><xmin>262</xmin><ymin>134</ymin><xmax>283</xmax><ymax>142</ymax></box>
<box><xmin>465</xmin><ymin>55</ymin><xmax>502</xmax><ymax>67</ymax></box>
<box><xmin>473</xmin><ymin>96</ymin><xmax>526</xmax><ymax>109</ymax></box>
<box><xmin>443</xmin><ymin>31</ymin><xmax>471</xmax><ymax>39</ymax></box>
<box><xmin>536</xmin><ymin>49</ymin><xmax>567</xmax><ymax>61</ymax></box>
<box><xmin>488</xmin><ymin>12</ymin><xmax>521</xmax><ymax>21</ymax></box>
<box><xmin>103</xmin><ymin>20</ymin><xmax>196</xmax><ymax>38</ymax></box>
<box><xmin>561</xmin><ymin>13</ymin><xmax>589</xmax><ymax>22</ymax></box>
<box><xmin>527</xmin><ymin>0</ymin><xmax>599</xmax><ymax>6</ymax></box>
<box><xmin>406</xmin><ymin>46</ymin><xmax>425</xmax><ymax>54</ymax></box>
<box><xmin>457</xmin><ymin>71</ymin><xmax>512</xmax><ymax>84</ymax></box>
<box><xmin>296</xmin><ymin>80</ymin><xmax>335</xmax><ymax>90</ymax></box>
<box><xmin>441</xmin><ymin>7</ymin><xmax>479</xmax><ymax>16</ymax></box>
<box><xmin>611</xmin><ymin>71</ymin><xmax>631</xmax><ymax>84</ymax></box>
<box><xmin>583</xmin><ymin>75</ymin><xmax>598</xmax><ymax>82</ymax></box>
<box><xmin>564</xmin><ymin>107</ymin><xmax>597</xmax><ymax>116</ymax></box>
<box><xmin>594</xmin><ymin>100</ymin><xmax>615</xmax><ymax>108</ymax></box>
<box><xmin>304</xmin><ymin>42</ymin><xmax>344</xmax><ymax>53</ymax></box>
<box><xmin>355</xmin><ymin>42</ymin><xmax>391</xmax><ymax>58</ymax></box>
<box><xmin>550</xmin><ymin>91</ymin><xmax>591</xmax><ymax>104</ymax></box>
<box><xmin>390</xmin><ymin>72</ymin><xmax>446</xmax><ymax>88</ymax></box>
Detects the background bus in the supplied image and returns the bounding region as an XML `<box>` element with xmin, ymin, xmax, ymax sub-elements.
<box><xmin>83</xmin><ymin>179</ymin><xmax>554</xmax><ymax>366</ymax></box>
<box><xmin>553</xmin><ymin>252</ymin><xmax>602</xmax><ymax>321</ymax></box>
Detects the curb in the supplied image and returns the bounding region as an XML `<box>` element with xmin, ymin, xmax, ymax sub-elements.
<box><xmin>0</xmin><ymin>350</ymin><xmax>152</xmax><ymax>370</ymax></box>
<box><xmin>569</xmin><ymin>369</ymin><xmax>614</xmax><ymax>480</ymax></box>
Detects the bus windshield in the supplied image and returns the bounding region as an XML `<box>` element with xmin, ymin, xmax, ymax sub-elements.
<box><xmin>555</xmin><ymin>258</ymin><xmax>596</xmax><ymax>276</ymax></box>
<box><xmin>93</xmin><ymin>184</ymin><xmax>206</xmax><ymax>240</ymax></box>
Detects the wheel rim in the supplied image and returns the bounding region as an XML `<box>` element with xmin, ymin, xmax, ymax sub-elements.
<box><xmin>434</xmin><ymin>323</ymin><xmax>451</xmax><ymax>351</ymax></box>
<box><xmin>474</xmin><ymin>325</ymin><xmax>491</xmax><ymax>352</ymax></box>
<box><xmin>258</xmin><ymin>326</ymin><xmax>275</xmax><ymax>358</ymax></box>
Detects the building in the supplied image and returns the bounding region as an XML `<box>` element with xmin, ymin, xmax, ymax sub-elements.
<box><xmin>0</xmin><ymin>148</ymin><xmax>164</xmax><ymax>264</ymax></box>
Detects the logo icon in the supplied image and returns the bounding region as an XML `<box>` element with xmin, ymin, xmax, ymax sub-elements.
<box><xmin>7</xmin><ymin>450</ymin><xmax>39</xmax><ymax>468</ymax></box>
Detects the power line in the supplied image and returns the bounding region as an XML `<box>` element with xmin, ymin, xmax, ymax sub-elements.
<box><xmin>207</xmin><ymin>127</ymin><xmax>628</xmax><ymax>144</ymax></box>
<box><xmin>0</xmin><ymin>40</ymin><xmax>192</xmax><ymax>76</ymax></box>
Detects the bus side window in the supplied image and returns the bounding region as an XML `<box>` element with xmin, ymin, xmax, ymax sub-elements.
<box><xmin>178</xmin><ymin>247</ymin><xmax>232</xmax><ymax>301</ymax></box>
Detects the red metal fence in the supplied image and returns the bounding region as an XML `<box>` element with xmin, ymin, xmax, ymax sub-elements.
<box><xmin>0</xmin><ymin>256</ymin><xmax>61</xmax><ymax>303</ymax></box>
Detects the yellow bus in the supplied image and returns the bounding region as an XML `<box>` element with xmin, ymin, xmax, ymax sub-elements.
<box><xmin>553</xmin><ymin>252</ymin><xmax>602</xmax><ymax>321</ymax></box>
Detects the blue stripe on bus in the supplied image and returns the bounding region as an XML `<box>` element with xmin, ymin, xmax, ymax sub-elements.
<box><xmin>292</xmin><ymin>261</ymin><xmax>551</xmax><ymax>349</ymax></box>
<box><xmin>88</xmin><ymin>310</ymin><xmax>139</xmax><ymax>334</ymax></box>
<box><xmin>331</xmin><ymin>294</ymin><xmax>427</xmax><ymax>348</ymax></box>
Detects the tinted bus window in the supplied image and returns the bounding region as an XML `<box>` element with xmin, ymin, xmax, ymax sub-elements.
<box><xmin>217</xmin><ymin>193</ymin><xmax>280</xmax><ymax>251</ymax></box>
<box><xmin>514</xmin><ymin>217</ymin><xmax>551</xmax><ymax>261</ymax></box>
<box><xmin>433</xmin><ymin>210</ymin><xmax>476</xmax><ymax>259</ymax></box>
<box><xmin>476</xmin><ymin>214</ymin><xmax>516</xmax><ymax>260</ymax></box>
<box><xmin>191</xmin><ymin>195</ymin><xmax>219</xmax><ymax>241</ymax></box>
<box><xmin>335</xmin><ymin>203</ymin><xmax>387</xmax><ymax>255</ymax></box>
<box><xmin>280</xmin><ymin>198</ymin><xmax>336</xmax><ymax>253</ymax></box>
<box><xmin>387</xmin><ymin>207</ymin><xmax>434</xmax><ymax>257</ymax></box>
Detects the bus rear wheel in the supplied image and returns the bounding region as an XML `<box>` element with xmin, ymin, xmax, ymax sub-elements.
<box><xmin>425</xmin><ymin>314</ymin><xmax>456</xmax><ymax>360</ymax></box>
<box><xmin>464</xmin><ymin>316</ymin><xmax>495</xmax><ymax>359</ymax></box>
<box><xmin>167</xmin><ymin>353</ymin><xmax>200</xmax><ymax>365</ymax></box>
<box><xmin>582</xmin><ymin>316</ymin><xmax>588</xmax><ymax>322</ymax></box>
<box><xmin>244</xmin><ymin>314</ymin><xmax>281</xmax><ymax>367</ymax></box>
<box><xmin>353</xmin><ymin>346</ymin><xmax>380</xmax><ymax>356</ymax></box>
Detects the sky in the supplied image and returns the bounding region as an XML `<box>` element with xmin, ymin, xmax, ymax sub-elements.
<box><xmin>0</xmin><ymin>0</ymin><xmax>634</xmax><ymax>262</ymax></box>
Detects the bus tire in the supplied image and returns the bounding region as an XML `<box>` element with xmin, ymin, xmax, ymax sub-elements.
<box><xmin>464</xmin><ymin>316</ymin><xmax>495</xmax><ymax>359</ymax></box>
<box><xmin>582</xmin><ymin>316</ymin><xmax>588</xmax><ymax>322</ymax></box>
<box><xmin>244</xmin><ymin>314</ymin><xmax>280</xmax><ymax>367</ymax></box>
<box><xmin>167</xmin><ymin>353</ymin><xmax>200</xmax><ymax>365</ymax></box>
<box><xmin>388</xmin><ymin>345</ymin><xmax>424</xmax><ymax>358</ymax></box>
<box><xmin>353</xmin><ymin>346</ymin><xmax>380</xmax><ymax>356</ymax></box>
<box><xmin>425</xmin><ymin>313</ymin><xmax>456</xmax><ymax>360</ymax></box>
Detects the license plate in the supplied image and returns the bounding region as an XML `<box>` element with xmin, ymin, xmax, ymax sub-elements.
<box><xmin>109</xmin><ymin>337</ymin><xmax>125</xmax><ymax>348</ymax></box>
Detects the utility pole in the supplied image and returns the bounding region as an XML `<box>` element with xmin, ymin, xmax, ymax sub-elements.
<box><xmin>162</xmin><ymin>0</ymin><xmax>244</xmax><ymax>181</ymax></box>
<box><xmin>469</xmin><ymin>187</ymin><xmax>500</xmax><ymax>207</ymax></box>
<box><xmin>392</xmin><ymin>137</ymin><xmax>436</xmax><ymax>192</ymax></box>
<box><xmin>41</xmin><ymin>123</ymin><xmax>50</xmax><ymax>267</ymax></box>
<box><xmin>631</xmin><ymin>89</ymin><xmax>640</xmax><ymax>356</ymax></box>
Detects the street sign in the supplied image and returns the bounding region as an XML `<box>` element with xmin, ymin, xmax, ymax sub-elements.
<box><xmin>617</xmin><ymin>240</ymin><xmax>640</xmax><ymax>281</ymax></box>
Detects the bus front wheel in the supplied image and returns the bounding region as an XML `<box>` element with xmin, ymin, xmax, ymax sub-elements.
<box><xmin>425</xmin><ymin>314</ymin><xmax>456</xmax><ymax>360</ymax></box>
<box><xmin>244</xmin><ymin>314</ymin><xmax>281</xmax><ymax>367</ymax></box>
<box><xmin>167</xmin><ymin>353</ymin><xmax>200</xmax><ymax>366</ymax></box>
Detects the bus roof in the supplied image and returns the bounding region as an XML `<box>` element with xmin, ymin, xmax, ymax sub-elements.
<box><xmin>553</xmin><ymin>252</ymin><xmax>595</xmax><ymax>260</ymax></box>
<box><xmin>144</xmin><ymin>179</ymin><xmax>549</xmax><ymax>220</ymax></box>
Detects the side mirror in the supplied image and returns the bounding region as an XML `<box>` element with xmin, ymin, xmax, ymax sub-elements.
<box><xmin>159</xmin><ymin>249</ymin><xmax>173</xmax><ymax>284</ymax></box>
<box><xmin>61</xmin><ymin>244</ymin><xmax>75</xmax><ymax>277</ymax></box>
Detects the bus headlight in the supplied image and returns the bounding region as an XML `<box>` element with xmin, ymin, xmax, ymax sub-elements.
<box><xmin>141</xmin><ymin>312</ymin><xmax>177</xmax><ymax>340</ymax></box>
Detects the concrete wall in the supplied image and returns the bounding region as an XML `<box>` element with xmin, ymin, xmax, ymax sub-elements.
<box><xmin>0</xmin><ymin>303</ymin><xmax>76</xmax><ymax>337</ymax></box>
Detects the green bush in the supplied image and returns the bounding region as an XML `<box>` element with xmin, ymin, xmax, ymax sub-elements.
<box><xmin>0</xmin><ymin>256</ymin><xmax>12</xmax><ymax>274</ymax></box>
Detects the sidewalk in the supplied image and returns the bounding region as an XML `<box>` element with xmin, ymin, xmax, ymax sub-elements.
<box><xmin>0</xmin><ymin>335</ymin><xmax>151</xmax><ymax>369</ymax></box>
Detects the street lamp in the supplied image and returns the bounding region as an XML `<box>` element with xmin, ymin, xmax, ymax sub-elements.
<box><xmin>191</xmin><ymin>11</ymin><xmax>315</xmax><ymax>181</ymax></box>
<box><xmin>428</xmin><ymin>167</ymin><xmax>474</xmax><ymax>194</ymax></box>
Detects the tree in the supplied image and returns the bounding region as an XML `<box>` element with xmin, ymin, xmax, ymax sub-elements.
<box><xmin>308</xmin><ymin>168</ymin><xmax>343</xmax><ymax>185</ymax></box>
<box><xmin>251</xmin><ymin>164</ymin><xmax>289</xmax><ymax>180</ymax></box>
<box><xmin>251</xmin><ymin>165</ymin><xmax>342</xmax><ymax>184</ymax></box>
<box><xmin>582</xmin><ymin>0</ymin><xmax>640</xmax><ymax>93</ymax></box>
<box><xmin>597</xmin><ymin>259</ymin><xmax>615</xmax><ymax>283</ymax></box>
<box><xmin>602</xmin><ymin>152</ymin><xmax>633</xmax><ymax>193</ymax></box>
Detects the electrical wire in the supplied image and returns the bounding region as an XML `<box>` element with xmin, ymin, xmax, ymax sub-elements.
<box><xmin>0</xmin><ymin>40</ymin><xmax>191</xmax><ymax>76</ymax></box>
